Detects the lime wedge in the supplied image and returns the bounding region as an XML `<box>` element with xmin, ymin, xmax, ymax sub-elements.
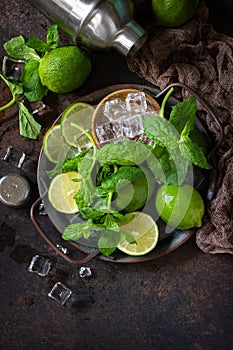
<box><xmin>118</xmin><ymin>212</ymin><xmax>159</xmax><ymax>256</ymax></box>
<box><xmin>48</xmin><ymin>171</ymin><xmax>81</xmax><ymax>214</ymax></box>
<box><xmin>61</xmin><ymin>102</ymin><xmax>95</xmax><ymax>148</ymax></box>
<box><xmin>43</xmin><ymin>125</ymin><xmax>73</xmax><ymax>164</ymax></box>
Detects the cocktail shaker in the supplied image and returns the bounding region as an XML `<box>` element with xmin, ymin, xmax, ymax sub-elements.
<box><xmin>27</xmin><ymin>0</ymin><xmax>147</xmax><ymax>57</ymax></box>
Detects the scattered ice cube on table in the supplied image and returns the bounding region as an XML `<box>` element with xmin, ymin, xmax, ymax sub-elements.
<box><xmin>2</xmin><ymin>146</ymin><xmax>26</xmax><ymax>168</ymax></box>
<box><xmin>48</xmin><ymin>282</ymin><xmax>72</xmax><ymax>305</ymax></box>
<box><xmin>56</xmin><ymin>244</ymin><xmax>71</xmax><ymax>256</ymax></box>
<box><xmin>79</xmin><ymin>266</ymin><xmax>92</xmax><ymax>278</ymax></box>
<box><xmin>28</xmin><ymin>255</ymin><xmax>52</xmax><ymax>277</ymax></box>
<box><xmin>103</xmin><ymin>98</ymin><xmax>126</xmax><ymax>121</ymax></box>
<box><xmin>2</xmin><ymin>56</ymin><xmax>25</xmax><ymax>81</ymax></box>
<box><xmin>126</xmin><ymin>92</ymin><xmax>147</xmax><ymax>115</ymax></box>
<box><xmin>22</xmin><ymin>99</ymin><xmax>46</xmax><ymax>115</ymax></box>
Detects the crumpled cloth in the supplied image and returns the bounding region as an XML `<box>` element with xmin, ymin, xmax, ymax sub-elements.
<box><xmin>128</xmin><ymin>1</ymin><xmax>233</xmax><ymax>254</ymax></box>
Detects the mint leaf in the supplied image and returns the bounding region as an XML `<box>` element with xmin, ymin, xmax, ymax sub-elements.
<box><xmin>62</xmin><ymin>223</ymin><xmax>91</xmax><ymax>241</ymax></box>
<box><xmin>143</xmin><ymin>116</ymin><xmax>179</xmax><ymax>148</ymax></box>
<box><xmin>26</xmin><ymin>25</ymin><xmax>59</xmax><ymax>52</ymax></box>
<box><xmin>0</xmin><ymin>73</ymin><xmax>23</xmax><ymax>111</ymax></box>
<box><xmin>46</xmin><ymin>24</ymin><xmax>59</xmax><ymax>49</ymax></box>
<box><xmin>179</xmin><ymin>137</ymin><xmax>212</xmax><ymax>169</ymax></box>
<box><xmin>98</xmin><ymin>230</ymin><xmax>120</xmax><ymax>256</ymax></box>
<box><xmin>18</xmin><ymin>101</ymin><xmax>41</xmax><ymax>139</ymax></box>
<box><xmin>26</xmin><ymin>36</ymin><xmax>48</xmax><ymax>52</ymax></box>
<box><xmin>21</xmin><ymin>60</ymin><xmax>48</xmax><ymax>102</ymax></box>
<box><xmin>99</xmin><ymin>166</ymin><xmax>142</xmax><ymax>193</ymax></box>
<box><xmin>148</xmin><ymin>145</ymin><xmax>189</xmax><ymax>185</ymax></box>
<box><xmin>46</xmin><ymin>160</ymin><xmax>64</xmax><ymax>179</ymax></box>
<box><xmin>3</xmin><ymin>36</ymin><xmax>40</xmax><ymax>61</ymax></box>
<box><xmin>169</xmin><ymin>147</ymin><xmax>190</xmax><ymax>185</ymax></box>
<box><xmin>103</xmin><ymin>214</ymin><xmax>120</xmax><ymax>231</ymax></box>
<box><xmin>120</xmin><ymin>229</ymin><xmax>136</xmax><ymax>244</ymax></box>
<box><xmin>62</xmin><ymin>150</ymin><xmax>89</xmax><ymax>173</ymax></box>
<box><xmin>169</xmin><ymin>95</ymin><xmax>196</xmax><ymax>134</ymax></box>
<box><xmin>96</xmin><ymin>140</ymin><xmax>151</xmax><ymax>166</ymax></box>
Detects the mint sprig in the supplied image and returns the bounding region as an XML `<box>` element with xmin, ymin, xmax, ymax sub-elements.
<box><xmin>0</xmin><ymin>25</ymin><xmax>59</xmax><ymax>139</ymax></box>
<box><xmin>3</xmin><ymin>35</ymin><xmax>40</xmax><ymax>61</ymax></box>
<box><xmin>143</xmin><ymin>91</ymin><xmax>212</xmax><ymax>185</ymax></box>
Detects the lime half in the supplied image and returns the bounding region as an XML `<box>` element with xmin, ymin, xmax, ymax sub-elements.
<box><xmin>48</xmin><ymin>171</ymin><xmax>81</xmax><ymax>214</ymax></box>
<box><xmin>61</xmin><ymin>102</ymin><xmax>94</xmax><ymax>148</ymax></box>
<box><xmin>118</xmin><ymin>212</ymin><xmax>159</xmax><ymax>256</ymax></box>
<box><xmin>43</xmin><ymin>125</ymin><xmax>72</xmax><ymax>164</ymax></box>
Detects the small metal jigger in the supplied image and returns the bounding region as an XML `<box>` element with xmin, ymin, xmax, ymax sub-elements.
<box><xmin>0</xmin><ymin>174</ymin><xmax>31</xmax><ymax>208</ymax></box>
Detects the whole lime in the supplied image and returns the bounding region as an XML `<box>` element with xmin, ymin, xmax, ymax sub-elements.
<box><xmin>39</xmin><ymin>46</ymin><xmax>91</xmax><ymax>93</ymax></box>
<box><xmin>155</xmin><ymin>183</ymin><xmax>204</xmax><ymax>229</ymax></box>
<box><xmin>115</xmin><ymin>169</ymin><xmax>154</xmax><ymax>213</ymax></box>
<box><xmin>152</xmin><ymin>0</ymin><xmax>200</xmax><ymax>27</ymax></box>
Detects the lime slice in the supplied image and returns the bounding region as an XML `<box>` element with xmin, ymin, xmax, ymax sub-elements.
<box><xmin>43</xmin><ymin>125</ymin><xmax>72</xmax><ymax>163</ymax></box>
<box><xmin>118</xmin><ymin>212</ymin><xmax>159</xmax><ymax>256</ymax></box>
<box><xmin>61</xmin><ymin>102</ymin><xmax>95</xmax><ymax>148</ymax></box>
<box><xmin>48</xmin><ymin>171</ymin><xmax>81</xmax><ymax>214</ymax></box>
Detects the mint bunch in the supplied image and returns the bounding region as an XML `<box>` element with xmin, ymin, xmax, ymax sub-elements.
<box><xmin>0</xmin><ymin>25</ymin><xmax>58</xmax><ymax>139</ymax></box>
<box><xmin>143</xmin><ymin>93</ymin><xmax>212</xmax><ymax>185</ymax></box>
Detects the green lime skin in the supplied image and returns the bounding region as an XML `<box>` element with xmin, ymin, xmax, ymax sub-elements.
<box><xmin>39</xmin><ymin>46</ymin><xmax>91</xmax><ymax>93</ymax></box>
<box><xmin>152</xmin><ymin>0</ymin><xmax>200</xmax><ymax>27</ymax></box>
<box><xmin>115</xmin><ymin>169</ymin><xmax>154</xmax><ymax>213</ymax></box>
<box><xmin>155</xmin><ymin>183</ymin><xmax>204</xmax><ymax>229</ymax></box>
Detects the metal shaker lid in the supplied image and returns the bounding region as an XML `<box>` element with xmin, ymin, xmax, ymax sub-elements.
<box><xmin>0</xmin><ymin>174</ymin><xmax>31</xmax><ymax>208</ymax></box>
<box><xmin>113</xmin><ymin>20</ymin><xmax>148</xmax><ymax>57</ymax></box>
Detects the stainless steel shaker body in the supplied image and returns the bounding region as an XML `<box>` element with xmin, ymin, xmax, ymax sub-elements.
<box><xmin>27</xmin><ymin>0</ymin><xmax>147</xmax><ymax>56</ymax></box>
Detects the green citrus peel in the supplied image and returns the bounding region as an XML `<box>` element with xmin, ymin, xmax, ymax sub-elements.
<box><xmin>0</xmin><ymin>25</ymin><xmax>91</xmax><ymax>139</ymax></box>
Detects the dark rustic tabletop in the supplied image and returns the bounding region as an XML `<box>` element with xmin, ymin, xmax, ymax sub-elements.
<box><xmin>0</xmin><ymin>1</ymin><xmax>232</xmax><ymax>350</ymax></box>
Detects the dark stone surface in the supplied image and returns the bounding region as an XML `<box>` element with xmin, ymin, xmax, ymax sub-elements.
<box><xmin>0</xmin><ymin>1</ymin><xmax>232</xmax><ymax>349</ymax></box>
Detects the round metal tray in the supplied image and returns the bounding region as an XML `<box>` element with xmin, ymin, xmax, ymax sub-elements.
<box><xmin>31</xmin><ymin>82</ymin><xmax>223</xmax><ymax>264</ymax></box>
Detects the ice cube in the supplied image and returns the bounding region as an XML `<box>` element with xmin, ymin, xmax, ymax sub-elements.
<box><xmin>103</xmin><ymin>98</ymin><xmax>126</xmax><ymax>121</ymax></box>
<box><xmin>125</xmin><ymin>92</ymin><xmax>147</xmax><ymax>115</ymax></box>
<box><xmin>121</xmin><ymin>114</ymin><xmax>143</xmax><ymax>139</ymax></box>
<box><xmin>22</xmin><ymin>99</ymin><xmax>46</xmax><ymax>115</ymax></box>
<box><xmin>79</xmin><ymin>266</ymin><xmax>92</xmax><ymax>278</ymax></box>
<box><xmin>95</xmin><ymin>122</ymin><xmax>123</xmax><ymax>144</ymax></box>
<box><xmin>56</xmin><ymin>244</ymin><xmax>71</xmax><ymax>256</ymax></box>
<box><xmin>48</xmin><ymin>282</ymin><xmax>72</xmax><ymax>305</ymax></box>
<box><xmin>28</xmin><ymin>255</ymin><xmax>52</xmax><ymax>277</ymax></box>
<box><xmin>137</xmin><ymin>133</ymin><xmax>155</xmax><ymax>147</ymax></box>
<box><xmin>2</xmin><ymin>146</ymin><xmax>26</xmax><ymax>168</ymax></box>
<box><xmin>95</xmin><ymin>122</ymin><xmax>115</xmax><ymax>144</ymax></box>
<box><xmin>2</xmin><ymin>56</ymin><xmax>25</xmax><ymax>81</ymax></box>
<box><xmin>111</xmin><ymin>120</ymin><xmax>124</xmax><ymax>138</ymax></box>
